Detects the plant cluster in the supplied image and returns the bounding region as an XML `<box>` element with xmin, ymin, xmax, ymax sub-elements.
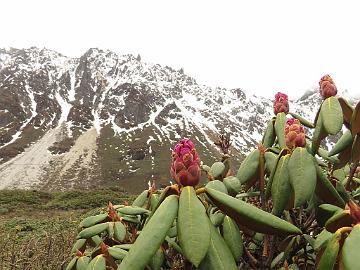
<box><xmin>66</xmin><ymin>75</ymin><xmax>360</xmax><ymax>270</ymax></box>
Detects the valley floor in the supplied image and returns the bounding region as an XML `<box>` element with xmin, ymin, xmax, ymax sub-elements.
<box><xmin>0</xmin><ymin>188</ymin><xmax>133</xmax><ymax>270</ymax></box>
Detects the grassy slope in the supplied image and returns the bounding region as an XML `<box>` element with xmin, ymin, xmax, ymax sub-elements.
<box><xmin>0</xmin><ymin>189</ymin><xmax>133</xmax><ymax>270</ymax></box>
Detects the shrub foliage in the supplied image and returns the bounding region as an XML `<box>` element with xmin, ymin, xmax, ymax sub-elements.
<box><xmin>67</xmin><ymin>75</ymin><xmax>360</xmax><ymax>269</ymax></box>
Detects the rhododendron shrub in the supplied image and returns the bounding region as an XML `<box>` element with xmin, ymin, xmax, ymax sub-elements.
<box><xmin>66</xmin><ymin>75</ymin><xmax>360</xmax><ymax>270</ymax></box>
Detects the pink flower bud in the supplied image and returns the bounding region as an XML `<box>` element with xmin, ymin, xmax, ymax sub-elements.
<box><xmin>273</xmin><ymin>92</ymin><xmax>289</xmax><ymax>115</ymax></box>
<box><xmin>319</xmin><ymin>75</ymin><xmax>337</xmax><ymax>99</ymax></box>
<box><xmin>170</xmin><ymin>139</ymin><xmax>201</xmax><ymax>187</ymax></box>
<box><xmin>285</xmin><ymin>118</ymin><xmax>306</xmax><ymax>149</ymax></box>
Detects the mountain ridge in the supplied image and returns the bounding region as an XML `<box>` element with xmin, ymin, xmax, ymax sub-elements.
<box><xmin>0</xmin><ymin>47</ymin><xmax>355</xmax><ymax>193</ymax></box>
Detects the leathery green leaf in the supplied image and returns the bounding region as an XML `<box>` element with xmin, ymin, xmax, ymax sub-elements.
<box><xmin>341</xmin><ymin>224</ymin><xmax>360</xmax><ymax>270</ymax></box>
<box><xmin>315</xmin><ymin>162</ymin><xmax>345</xmax><ymax>208</ymax></box>
<box><xmin>222</xmin><ymin>216</ymin><xmax>243</xmax><ymax>262</ymax></box>
<box><xmin>288</xmin><ymin>148</ymin><xmax>316</xmax><ymax>207</ymax></box>
<box><xmin>265</xmin><ymin>149</ymin><xmax>288</xmax><ymax>199</ymax></box>
<box><xmin>289</xmin><ymin>112</ymin><xmax>314</xmax><ymax>128</ymax></box>
<box><xmin>77</xmin><ymin>222</ymin><xmax>109</xmax><ymax>239</ymax></box>
<box><xmin>71</xmin><ymin>238</ymin><xmax>87</xmax><ymax>254</ymax></box>
<box><xmin>205</xmin><ymin>188</ymin><xmax>302</xmax><ymax>236</ymax></box>
<box><xmin>148</xmin><ymin>248</ymin><xmax>165</xmax><ymax>270</ymax></box>
<box><xmin>223</xmin><ymin>176</ymin><xmax>241</xmax><ymax>196</ymax></box>
<box><xmin>65</xmin><ymin>257</ymin><xmax>77</xmax><ymax>270</ymax></box>
<box><xmin>114</xmin><ymin>221</ymin><xmax>126</xmax><ymax>242</ymax></box>
<box><xmin>79</xmin><ymin>213</ymin><xmax>108</xmax><ymax>228</ymax></box>
<box><xmin>131</xmin><ymin>190</ymin><xmax>149</xmax><ymax>207</ymax></box>
<box><xmin>118</xmin><ymin>195</ymin><xmax>178</xmax><ymax>270</ymax></box>
<box><xmin>87</xmin><ymin>255</ymin><xmax>106</xmax><ymax>270</ymax></box>
<box><xmin>329</xmin><ymin>130</ymin><xmax>353</xmax><ymax>156</ymax></box>
<box><xmin>117</xmin><ymin>206</ymin><xmax>150</xmax><ymax>215</ymax></box>
<box><xmin>320</xmin><ymin>96</ymin><xmax>343</xmax><ymax>135</ymax></box>
<box><xmin>265</xmin><ymin>151</ymin><xmax>277</xmax><ymax>174</ymax></box>
<box><xmin>317</xmin><ymin>232</ymin><xmax>341</xmax><ymax>270</ymax></box>
<box><xmin>262</xmin><ymin>119</ymin><xmax>276</xmax><ymax>148</ymax></box>
<box><xmin>76</xmin><ymin>256</ymin><xmax>90</xmax><ymax>270</ymax></box>
<box><xmin>351</xmin><ymin>101</ymin><xmax>360</xmax><ymax>136</ymax></box>
<box><xmin>314</xmin><ymin>229</ymin><xmax>333</xmax><ymax>251</ymax></box>
<box><xmin>271</xmin><ymin>155</ymin><xmax>291</xmax><ymax>216</ymax></box>
<box><xmin>178</xmin><ymin>186</ymin><xmax>210</xmax><ymax>267</ymax></box>
<box><xmin>325</xmin><ymin>211</ymin><xmax>354</xmax><ymax>233</ymax></box>
<box><xmin>209</xmin><ymin>162</ymin><xmax>226</xmax><ymax>179</ymax></box>
<box><xmin>275</xmin><ymin>112</ymin><xmax>286</xmax><ymax>149</ymax></box>
<box><xmin>311</xmin><ymin>114</ymin><xmax>328</xmax><ymax>155</ymax></box>
<box><xmin>108</xmin><ymin>247</ymin><xmax>128</xmax><ymax>260</ymax></box>
<box><xmin>199</xmin><ymin>219</ymin><xmax>237</xmax><ymax>270</ymax></box>
<box><xmin>236</xmin><ymin>149</ymin><xmax>260</xmax><ymax>184</ymax></box>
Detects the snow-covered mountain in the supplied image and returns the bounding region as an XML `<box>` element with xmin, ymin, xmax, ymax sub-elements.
<box><xmin>0</xmin><ymin>47</ymin><xmax>355</xmax><ymax>193</ymax></box>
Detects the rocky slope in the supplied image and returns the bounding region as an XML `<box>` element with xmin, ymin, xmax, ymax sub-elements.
<box><xmin>0</xmin><ymin>47</ymin><xmax>356</xmax><ymax>193</ymax></box>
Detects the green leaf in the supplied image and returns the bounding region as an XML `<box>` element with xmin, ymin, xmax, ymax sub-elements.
<box><xmin>351</xmin><ymin>101</ymin><xmax>360</xmax><ymax>136</ymax></box>
<box><xmin>289</xmin><ymin>112</ymin><xmax>314</xmax><ymax>128</ymax></box>
<box><xmin>314</xmin><ymin>229</ymin><xmax>333</xmax><ymax>251</ymax></box>
<box><xmin>311</xmin><ymin>114</ymin><xmax>328</xmax><ymax>155</ymax></box>
<box><xmin>76</xmin><ymin>256</ymin><xmax>90</xmax><ymax>270</ymax></box>
<box><xmin>118</xmin><ymin>195</ymin><xmax>178</xmax><ymax>270</ymax></box>
<box><xmin>65</xmin><ymin>257</ymin><xmax>77</xmax><ymax>270</ymax></box>
<box><xmin>167</xmin><ymin>224</ymin><xmax>177</xmax><ymax>238</ymax></box>
<box><xmin>148</xmin><ymin>248</ymin><xmax>165</xmax><ymax>270</ymax></box>
<box><xmin>319</xmin><ymin>204</ymin><xmax>343</xmax><ymax>214</ymax></box>
<box><xmin>87</xmin><ymin>255</ymin><xmax>106</xmax><ymax>270</ymax></box>
<box><xmin>131</xmin><ymin>190</ymin><xmax>149</xmax><ymax>207</ymax></box>
<box><xmin>262</xmin><ymin>119</ymin><xmax>276</xmax><ymax>147</ymax></box>
<box><xmin>223</xmin><ymin>176</ymin><xmax>241</xmax><ymax>196</ymax></box>
<box><xmin>320</xmin><ymin>96</ymin><xmax>343</xmax><ymax>135</ymax></box>
<box><xmin>90</xmin><ymin>235</ymin><xmax>102</xmax><ymax>246</ymax></box>
<box><xmin>236</xmin><ymin>149</ymin><xmax>260</xmax><ymax>184</ymax></box>
<box><xmin>325</xmin><ymin>211</ymin><xmax>354</xmax><ymax>233</ymax></box>
<box><xmin>77</xmin><ymin>223</ymin><xmax>109</xmax><ymax>239</ymax></box>
<box><xmin>315</xmin><ymin>163</ymin><xmax>345</xmax><ymax>208</ymax></box>
<box><xmin>114</xmin><ymin>221</ymin><xmax>126</xmax><ymax>242</ymax></box>
<box><xmin>209</xmin><ymin>208</ymin><xmax>225</xmax><ymax>227</ymax></box>
<box><xmin>165</xmin><ymin>236</ymin><xmax>183</xmax><ymax>254</ymax></box>
<box><xmin>317</xmin><ymin>233</ymin><xmax>341</xmax><ymax>270</ymax></box>
<box><xmin>265</xmin><ymin>149</ymin><xmax>288</xmax><ymax>199</ymax></box>
<box><xmin>317</xmin><ymin>147</ymin><xmax>340</xmax><ymax>164</ymax></box>
<box><xmin>329</xmin><ymin>130</ymin><xmax>353</xmax><ymax>156</ymax></box>
<box><xmin>108</xmin><ymin>247</ymin><xmax>128</xmax><ymax>260</ymax></box>
<box><xmin>178</xmin><ymin>186</ymin><xmax>210</xmax><ymax>267</ymax></box>
<box><xmin>288</xmin><ymin>148</ymin><xmax>317</xmax><ymax>207</ymax></box>
<box><xmin>108</xmin><ymin>222</ymin><xmax>114</xmax><ymax>239</ymax></box>
<box><xmin>206</xmin><ymin>180</ymin><xmax>228</xmax><ymax>194</ymax></box>
<box><xmin>341</xmin><ymin>224</ymin><xmax>360</xmax><ymax>270</ymax></box>
<box><xmin>265</xmin><ymin>151</ymin><xmax>277</xmax><ymax>175</ymax></box>
<box><xmin>117</xmin><ymin>206</ymin><xmax>150</xmax><ymax>215</ymax></box>
<box><xmin>209</xmin><ymin>162</ymin><xmax>226</xmax><ymax>179</ymax></box>
<box><xmin>222</xmin><ymin>216</ymin><xmax>243</xmax><ymax>262</ymax></box>
<box><xmin>199</xmin><ymin>219</ymin><xmax>237</xmax><ymax>270</ymax></box>
<box><xmin>201</xmin><ymin>164</ymin><xmax>211</xmax><ymax>172</ymax></box>
<box><xmin>79</xmin><ymin>213</ymin><xmax>108</xmax><ymax>228</ymax></box>
<box><xmin>275</xmin><ymin>112</ymin><xmax>286</xmax><ymax>149</ymax></box>
<box><xmin>205</xmin><ymin>188</ymin><xmax>302</xmax><ymax>236</ymax></box>
<box><xmin>271</xmin><ymin>155</ymin><xmax>291</xmax><ymax>216</ymax></box>
<box><xmin>71</xmin><ymin>239</ymin><xmax>87</xmax><ymax>254</ymax></box>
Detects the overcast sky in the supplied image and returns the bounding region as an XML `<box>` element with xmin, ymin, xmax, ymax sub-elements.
<box><xmin>1</xmin><ymin>0</ymin><xmax>360</xmax><ymax>98</ymax></box>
